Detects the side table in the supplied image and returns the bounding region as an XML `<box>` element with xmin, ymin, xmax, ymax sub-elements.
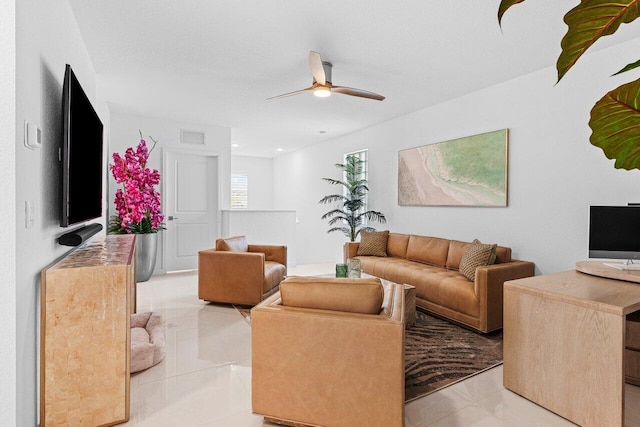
<box><xmin>333</xmin><ymin>272</ymin><xmax>416</xmax><ymax>328</ymax></box>
<box><xmin>379</xmin><ymin>278</ymin><xmax>415</xmax><ymax>328</ymax></box>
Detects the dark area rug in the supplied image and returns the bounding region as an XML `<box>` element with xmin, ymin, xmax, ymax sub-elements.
<box><xmin>404</xmin><ymin>309</ymin><xmax>503</xmax><ymax>401</ymax></box>
<box><xmin>233</xmin><ymin>304</ymin><xmax>252</xmax><ymax>324</ymax></box>
<box><xmin>234</xmin><ymin>305</ymin><xmax>503</xmax><ymax>402</ymax></box>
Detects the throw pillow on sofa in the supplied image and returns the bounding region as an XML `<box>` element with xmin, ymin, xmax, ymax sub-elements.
<box><xmin>459</xmin><ymin>239</ymin><xmax>497</xmax><ymax>281</ymax></box>
<box><xmin>357</xmin><ymin>230</ymin><xmax>390</xmax><ymax>257</ymax></box>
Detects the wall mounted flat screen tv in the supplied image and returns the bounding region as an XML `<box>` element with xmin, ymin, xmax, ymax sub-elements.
<box><xmin>61</xmin><ymin>64</ymin><xmax>103</xmax><ymax>227</ymax></box>
<box><xmin>589</xmin><ymin>206</ymin><xmax>640</xmax><ymax>261</ymax></box>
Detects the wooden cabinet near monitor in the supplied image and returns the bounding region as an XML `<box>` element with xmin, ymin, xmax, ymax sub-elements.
<box><xmin>626</xmin><ymin>311</ymin><xmax>640</xmax><ymax>385</ymax></box>
<box><xmin>40</xmin><ymin>235</ymin><xmax>135</xmax><ymax>426</ymax></box>
<box><xmin>503</xmin><ymin>270</ymin><xmax>640</xmax><ymax>426</ymax></box>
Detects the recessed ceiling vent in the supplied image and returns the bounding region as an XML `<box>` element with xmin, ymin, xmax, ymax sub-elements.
<box><xmin>180</xmin><ymin>129</ymin><xmax>205</xmax><ymax>145</ymax></box>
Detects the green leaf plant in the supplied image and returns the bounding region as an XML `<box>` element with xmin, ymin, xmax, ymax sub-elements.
<box><xmin>319</xmin><ymin>154</ymin><xmax>386</xmax><ymax>242</ymax></box>
<box><xmin>499</xmin><ymin>0</ymin><xmax>640</xmax><ymax>170</ymax></box>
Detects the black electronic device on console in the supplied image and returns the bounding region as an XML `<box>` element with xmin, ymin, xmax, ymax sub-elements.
<box><xmin>61</xmin><ymin>64</ymin><xmax>104</xmax><ymax>228</ymax></box>
<box><xmin>589</xmin><ymin>205</ymin><xmax>640</xmax><ymax>269</ymax></box>
<box><xmin>58</xmin><ymin>223</ymin><xmax>104</xmax><ymax>247</ymax></box>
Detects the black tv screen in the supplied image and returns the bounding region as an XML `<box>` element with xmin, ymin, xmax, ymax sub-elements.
<box><xmin>61</xmin><ymin>64</ymin><xmax>103</xmax><ymax>227</ymax></box>
<box><xmin>589</xmin><ymin>206</ymin><xmax>640</xmax><ymax>260</ymax></box>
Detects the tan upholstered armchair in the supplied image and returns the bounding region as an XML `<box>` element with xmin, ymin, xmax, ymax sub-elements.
<box><xmin>252</xmin><ymin>277</ymin><xmax>405</xmax><ymax>427</ymax></box>
<box><xmin>198</xmin><ymin>236</ymin><xmax>287</xmax><ymax>305</ymax></box>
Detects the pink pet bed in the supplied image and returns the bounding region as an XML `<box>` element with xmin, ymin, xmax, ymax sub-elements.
<box><xmin>130</xmin><ymin>312</ymin><xmax>166</xmax><ymax>373</ymax></box>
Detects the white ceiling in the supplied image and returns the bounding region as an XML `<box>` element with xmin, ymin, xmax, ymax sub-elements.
<box><xmin>68</xmin><ymin>0</ymin><xmax>640</xmax><ymax>158</ymax></box>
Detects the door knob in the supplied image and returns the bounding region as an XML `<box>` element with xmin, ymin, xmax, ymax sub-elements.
<box><xmin>168</xmin><ymin>216</ymin><xmax>179</xmax><ymax>221</ymax></box>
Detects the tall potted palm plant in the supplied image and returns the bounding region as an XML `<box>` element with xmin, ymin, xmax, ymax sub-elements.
<box><xmin>319</xmin><ymin>154</ymin><xmax>386</xmax><ymax>242</ymax></box>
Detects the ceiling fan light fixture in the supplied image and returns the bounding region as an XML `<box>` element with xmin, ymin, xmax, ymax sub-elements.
<box><xmin>313</xmin><ymin>87</ymin><xmax>331</xmax><ymax>98</ymax></box>
<box><xmin>268</xmin><ymin>51</ymin><xmax>384</xmax><ymax>101</ymax></box>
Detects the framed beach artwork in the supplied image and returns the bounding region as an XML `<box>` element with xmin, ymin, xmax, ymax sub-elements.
<box><xmin>398</xmin><ymin>129</ymin><xmax>508</xmax><ymax>207</ymax></box>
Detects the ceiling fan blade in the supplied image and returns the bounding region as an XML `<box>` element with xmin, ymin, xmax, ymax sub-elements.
<box><xmin>309</xmin><ymin>51</ymin><xmax>326</xmax><ymax>85</ymax></box>
<box><xmin>267</xmin><ymin>86</ymin><xmax>313</xmax><ymax>100</ymax></box>
<box><xmin>332</xmin><ymin>86</ymin><xmax>385</xmax><ymax>101</ymax></box>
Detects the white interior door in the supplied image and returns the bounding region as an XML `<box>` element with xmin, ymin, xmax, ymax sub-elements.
<box><xmin>164</xmin><ymin>150</ymin><xmax>218</xmax><ymax>271</ymax></box>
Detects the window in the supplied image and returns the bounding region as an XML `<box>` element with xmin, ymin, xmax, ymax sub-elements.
<box><xmin>231</xmin><ymin>173</ymin><xmax>248</xmax><ymax>209</ymax></box>
<box><xmin>345</xmin><ymin>149</ymin><xmax>368</xmax><ymax>218</ymax></box>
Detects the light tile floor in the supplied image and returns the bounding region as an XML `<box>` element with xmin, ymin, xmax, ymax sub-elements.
<box><xmin>125</xmin><ymin>264</ymin><xmax>640</xmax><ymax>426</ymax></box>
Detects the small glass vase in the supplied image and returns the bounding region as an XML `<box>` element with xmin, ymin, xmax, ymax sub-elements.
<box><xmin>347</xmin><ymin>258</ymin><xmax>361</xmax><ymax>278</ymax></box>
<box><xmin>336</xmin><ymin>263</ymin><xmax>348</xmax><ymax>278</ymax></box>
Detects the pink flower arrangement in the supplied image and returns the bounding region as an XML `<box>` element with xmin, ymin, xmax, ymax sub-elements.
<box><xmin>109</xmin><ymin>133</ymin><xmax>164</xmax><ymax>234</ymax></box>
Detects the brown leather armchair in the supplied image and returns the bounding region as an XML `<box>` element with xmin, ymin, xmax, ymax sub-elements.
<box><xmin>252</xmin><ymin>277</ymin><xmax>405</xmax><ymax>427</ymax></box>
<box><xmin>198</xmin><ymin>236</ymin><xmax>286</xmax><ymax>305</ymax></box>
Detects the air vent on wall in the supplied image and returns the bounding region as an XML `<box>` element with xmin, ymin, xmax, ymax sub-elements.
<box><xmin>180</xmin><ymin>129</ymin><xmax>205</xmax><ymax>145</ymax></box>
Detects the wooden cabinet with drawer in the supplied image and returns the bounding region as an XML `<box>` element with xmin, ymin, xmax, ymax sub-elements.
<box><xmin>626</xmin><ymin>311</ymin><xmax>640</xmax><ymax>385</ymax></box>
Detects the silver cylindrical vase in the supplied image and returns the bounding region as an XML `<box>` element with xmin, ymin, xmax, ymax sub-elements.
<box><xmin>135</xmin><ymin>233</ymin><xmax>158</xmax><ymax>282</ymax></box>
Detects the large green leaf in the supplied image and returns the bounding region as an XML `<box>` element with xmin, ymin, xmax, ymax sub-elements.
<box><xmin>558</xmin><ymin>0</ymin><xmax>640</xmax><ymax>81</ymax></box>
<box><xmin>589</xmin><ymin>78</ymin><xmax>640</xmax><ymax>170</ymax></box>
<box><xmin>613</xmin><ymin>59</ymin><xmax>640</xmax><ymax>76</ymax></box>
<box><xmin>498</xmin><ymin>0</ymin><xmax>526</xmax><ymax>25</ymax></box>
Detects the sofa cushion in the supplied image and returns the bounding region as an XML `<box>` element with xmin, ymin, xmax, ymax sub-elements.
<box><xmin>357</xmin><ymin>256</ymin><xmax>403</xmax><ymax>281</ymax></box>
<box><xmin>459</xmin><ymin>239</ymin><xmax>497</xmax><ymax>281</ymax></box>
<box><xmin>280</xmin><ymin>277</ymin><xmax>384</xmax><ymax>314</ymax></box>
<box><xmin>387</xmin><ymin>233</ymin><xmax>410</xmax><ymax>258</ymax></box>
<box><xmin>263</xmin><ymin>261</ymin><xmax>286</xmax><ymax>292</ymax></box>
<box><xmin>217</xmin><ymin>235</ymin><xmax>248</xmax><ymax>252</ymax></box>
<box><xmin>446</xmin><ymin>240</ymin><xmax>470</xmax><ymax>270</ymax></box>
<box><xmin>411</xmin><ymin>271</ymin><xmax>480</xmax><ymax>317</ymax></box>
<box><xmin>359</xmin><ymin>256</ymin><xmax>443</xmax><ymax>286</ymax></box>
<box><xmin>406</xmin><ymin>235</ymin><xmax>450</xmax><ymax>267</ymax></box>
<box><xmin>495</xmin><ymin>246</ymin><xmax>512</xmax><ymax>264</ymax></box>
<box><xmin>357</xmin><ymin>230</ymin><xmax>389</xmax><ymax>257</ymax></box>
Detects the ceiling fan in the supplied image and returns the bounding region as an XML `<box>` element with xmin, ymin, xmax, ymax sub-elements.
<box><xmin>268</xmin><ymin>51</ymin><xmax>385</xmax><ymax>101</ymax></box>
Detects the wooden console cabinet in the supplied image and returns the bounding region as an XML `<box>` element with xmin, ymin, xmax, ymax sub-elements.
<box><xmin>40</xmin><ymin>235</ymin><xmax>136</xmax><ymax>426</ymax></box>
<box><xmin>504</xmin><ymin>270</ymin><xmax>640</xmax><ymax>426</ymax></box>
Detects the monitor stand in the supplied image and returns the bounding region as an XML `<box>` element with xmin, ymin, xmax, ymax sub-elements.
<box><xmin>603</xmin><ymin>260</ymin><xmax>640</xmax><ymax>271</ymax></box>
<box><xmin>576</xmin><ymin>260</ymin><xmax>640</xmax><ymax>284</ymax></box>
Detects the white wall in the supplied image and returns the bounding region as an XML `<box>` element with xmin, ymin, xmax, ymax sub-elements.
<box><xmin>108</xmin><ymin>112</ymin><xmax>231</xmax><ymax>272</ymax></box>
<box><xmin>221</xmin><ymin>210</ymin><xmax>297</xmax><ymax>266</ymax></box>
<box><xmin>1</xmin><ymin>0</ymin><xmax>16</xmax><ymax>423</ymax></box>
<box><xmin>15</xmin><ymin>0</ymin><xmax>109</xmax><ymax>424</ymax></box>
<box><xmin>274</xmin><ymin>38</ymin><xmax>640</xmax><ymax>274</ymax></box>
<box><xmin>231</xmin><ymin>155</ymin><xmax>274</xmax><ymax>210</ymax></box>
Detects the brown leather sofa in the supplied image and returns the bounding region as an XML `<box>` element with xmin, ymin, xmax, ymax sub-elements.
<box><xmin>252</xmin><ymin>276</ymin><xmax>405</xmax><ymax>427</ymax></box>
<box><xmin>198</xmin><ymin>236</ymin><xmax>286</xmax><ymax>305</ymax></box>
<box><xmin>345</xmin><ymin>233</ymin><xmax>535</xmax><ymax>333</ymax></box>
